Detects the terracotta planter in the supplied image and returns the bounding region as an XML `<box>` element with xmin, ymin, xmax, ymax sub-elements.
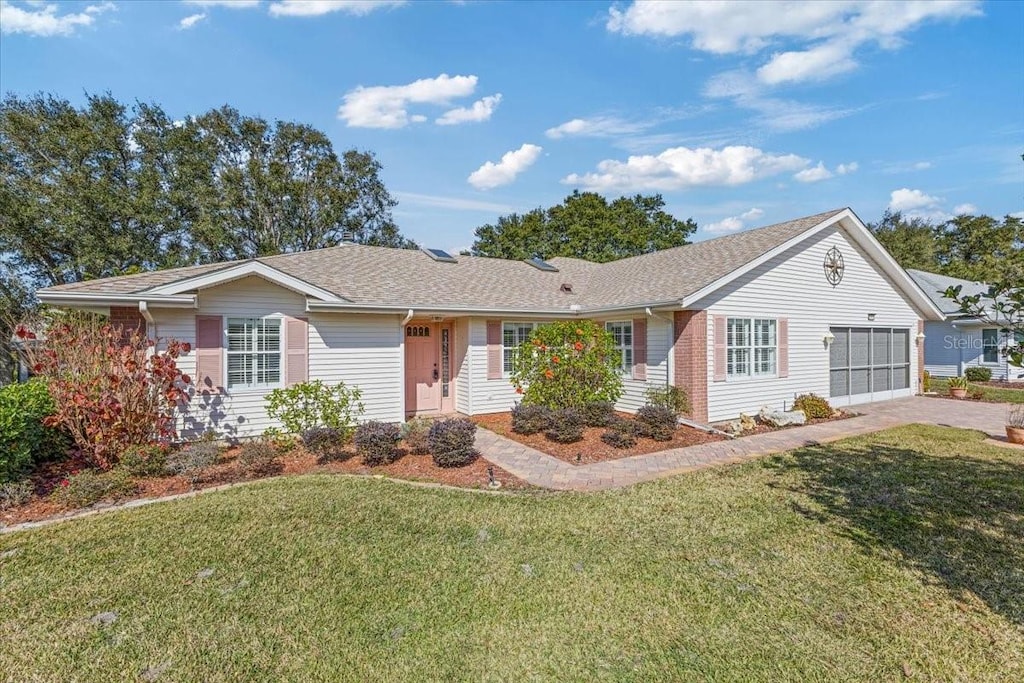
<box><xmin>950</xmin><ymin>388</ymin><xmax>967</xmax><ymax>399</ymax></box>
<box><xmin>1007</xmin><ymin>426</ymin><xmax>1024</xmax><ymax>445</ymax></box>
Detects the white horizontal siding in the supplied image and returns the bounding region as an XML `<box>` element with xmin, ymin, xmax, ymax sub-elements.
<box><xmin>697</xmin><ymin>225</ymin><xmax>922</xmax><ymax>422</ymax></box>
<box><xmin>152</xmin><ymin>275</ymin><xmax>403</xmax><ymax>441</ymax></box>
<box><xmin>455</xmin><ymin>318</ymin><xmax>471</xmax><ymax>414</ymax></box>
<box><xmin>464</xmin><ymin>315</ymin><xmax>669</xmax><ymax>415</ymax></box>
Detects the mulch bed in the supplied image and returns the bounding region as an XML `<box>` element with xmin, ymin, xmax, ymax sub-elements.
<box><xmin>1</xmin><ymin>446</ymin><xmax>530</xmax><ymax>527</ymax></box>
<box><xmin>473</xmin><ymin>412</ymin><xmax>725</xmax><ymax>466</ymax></box>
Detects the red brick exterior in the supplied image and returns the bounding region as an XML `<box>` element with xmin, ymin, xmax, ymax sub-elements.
<box><xmin>109</xmin><ymin>306</ymin><xmax>147</xmax><ymax>339</ymax></box>
<box><xmin>917</xmin><ymin>319</ymin><xmax>925</xmax><ymax>393</ymax></box>
<box><xmin>674</xmin><ymin>310</ymin><xmax>709</xmax><ymax>423</ymax></box>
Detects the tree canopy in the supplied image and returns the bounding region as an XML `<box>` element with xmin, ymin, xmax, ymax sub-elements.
<box><xmin>0</xmin><ymin>93</ymin><xmax>413</xmax><ymax>290</ymax></box>
<box><xmin>470</xmin><ymin>191</ymin><xmax>697</xmax><ymax>263</ymax></box>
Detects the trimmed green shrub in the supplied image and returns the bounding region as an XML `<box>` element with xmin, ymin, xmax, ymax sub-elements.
<box><xmin>301</xmin><ymin>427</ymin><xmax>346</xmax><ymax>461</ymax></box>
<box><xmin>238</xmin><ymin>440</ymin><xmax>283</xmax><ymax>477</ymax></box>
<box><xmin>608</xmin><ymin>416</ymin><xmax>640</xmax><ymax>436</ymax></box>
<box><xmin>0</xmin><ymin>480</ymin><xmax>34</xmax><ymax>510</ymax></box>
<box><xmin>643</xmin><ymin>385</ymin><xmax>690</xmax><ymax>417</ymax></box>
<box><xmin>119</xmin><ymin>444</ymin><xmax>170</xmax><ymax>477</ymax></box>
<box><xmin>792</xmin><ymin>393</ymin><xmax>833</xmax><ymax>420</ymax></box>
<box><xmin>510</xmin><ymin>320</ymin><xmax>623</xmax><ymax>410</ymax></box>
<box><xmin>544</xmin><ymin>408</ymin><xmax>585</xmax><ymax>444</ymax></box>
<box><xmin>582</xmin><ymin>401</ymin><xmax>616</xmax><ymax>428</ymax></box>
<box><xmin>636</xmin><ymin>405</ymin><xmax>677</xmax><ymax>441</ymax></box>
<box><xmin>354</xmin><ymin>421</ymin><xmax>402</xmax><ymax>466</ymax></box>
<box><xmin>511</xmin><ymin>404</ymin><xmax>553</xmax><ymax>435</ymax></box>
<box><xmin>428</xmin><ymin>418</ymin><xmax>477</xmax><ymax>467</ymax></box>
<box><xmin>52</xmin><ymin>469</ymin><xmax>136</xmax><ymax>509</ymax></box>
<box><xmin>166</xmin><ymin>442</ymin><xmax>220</xmax><ymax>477</ymax></box>
<box><xmin>400</xmin><ymin>417</ymin><xmax>432</xmax><ymax>455</ymax></box>
<box><xmin>0</xmin><ymin>379</ymin><xmax>69</xmax><ymax>483</ymax></box>
<box><xmin>264</xmin><ymin>380</ymin><xmax>365</xmax><ymax>438</ymax></box>
<box><xmin>965</xmin><ymin>366</ymin><xmax>992</xmax><ymax>382</ymax></box>
<box><xmin>600</xmin><ymin>430</ymin><xmax>636</xmax><ymax>449</ymax></box>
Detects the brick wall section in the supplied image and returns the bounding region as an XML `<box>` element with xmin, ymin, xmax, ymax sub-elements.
<box><xmin>674</xmin><ymin>310</ymin><xmax>709</xmax><ymax>423</ymax></box>
<box><xmin>109</xmin><ymin>306</ymin><xmax>146</xmax><ymax>339</ymax></box>
<box><xmin>917</xmin><ymin>319</ymin><xmax>925</xmax><ymax>393</ymax></box>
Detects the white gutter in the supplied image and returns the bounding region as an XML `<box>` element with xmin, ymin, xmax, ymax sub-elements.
<box><xmin>37</xmin><ymin>292</ymin><xmax>197</xmax><ymax>308</ymax></box>
<box><xmin>401</xmin><ymin>308</ymin><xmax>414</xmax><ymax>325</ymax></box>
<box><xmin>306</xmin><ymin>301</ymin><xmax>588</xmax><ymax>317</ymax></box>
<box><xmin>138</xmin><ymin>301</ymin><xmax>155</xmax><ymax>324</ymax></box>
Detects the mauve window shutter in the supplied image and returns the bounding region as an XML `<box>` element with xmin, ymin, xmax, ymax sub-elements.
<box><xmin>486</xmin><ymin>320</ymin><xmax>502</xmax><ymax>380</ymax></box>
<box><xmin>286</xmin><ymin>316</ymin><xmax>309</xmax><ymax>386</ymax></box>
<box><xmin>713</xmin><ymin>315</ymin><xmax>727</xmax><ymax>382</ymax></box>
<box><xmin>194</xmin><ymin>315</ymin><xmax>223</xmax><ymax>395</ymax></box>
<box><xmin>632</xmin><ymin>318</ymin><xmax>647</xmax><ymax>381</ymax></box>
<box><xmin>778</xmin><ymin>318</ymin><xmax>789</xmax><ymax>378</ymax></box>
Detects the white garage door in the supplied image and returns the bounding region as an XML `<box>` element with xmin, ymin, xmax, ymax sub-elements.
<box><xmin>829</xmin><ymin>327</ymin><xmax>911</xmax><ymax>405</ymax></box>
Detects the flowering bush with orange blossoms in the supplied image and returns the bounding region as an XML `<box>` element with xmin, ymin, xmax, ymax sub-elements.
<box><xmin>510</xmin><ymin>320</ymin><xmax>622</xmax><ymax>410</ymax></box>
<box><xmin>19</xmin><ymin>313</ymin><xmax>192</xmax><ymax>469</ymax></box>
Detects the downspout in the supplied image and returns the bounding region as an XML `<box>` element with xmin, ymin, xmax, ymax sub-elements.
<box><xmin>138</xmin><ymin>301</ymin><xmax>155</xmax><ymax>339</ymax></box>
<box><xmin>399</xmin><ymin>309</ymin><xmax>413</xmax><ymax>421</ymax></box>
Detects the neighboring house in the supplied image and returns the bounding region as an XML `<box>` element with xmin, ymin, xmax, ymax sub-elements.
<box><xmin>907</xmin><ymin>269</ymin><xmax>1024</xmax><ymax>381</ymax></box>
<box><xmin>36</xmin><ymin>207</ymin><xmax>943</xmax><ymax>439</ymax></box>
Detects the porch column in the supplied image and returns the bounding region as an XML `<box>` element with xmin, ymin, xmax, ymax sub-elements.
<box><xmin>674</xmin><ymin>310</ymin><xmax>709</xmax><ymax>423</ymax></box>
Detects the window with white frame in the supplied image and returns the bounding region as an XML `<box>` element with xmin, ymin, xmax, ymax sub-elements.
<box><xmin>727</xmin><ymin>317</ymin><xmax>777</xmax><ymax>379</ymax></box>
<box><xmin>982</xmin><ymin>328</ymin><xmax>999</xmax><ymax>363</ymax></box>
<box><xmin>226</xmin><ymin>317</ymin><xmax>282</xmax><ymax>388</ymax></box>
<box><xmin>502</xmin><ymin>322</ymin><xmax>536</xmax><ymax>374</ymax></box>
<box><xmin>605</xmin><ymin>321</ymin><xmax>633</xmax><ymax>374</ymax></box>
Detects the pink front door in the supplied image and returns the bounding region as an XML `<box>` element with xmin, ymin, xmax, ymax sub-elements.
<box><xmin>405</xmin><ymin>324</ymin><xmax>441</xmax><ymax>415</ymax></box>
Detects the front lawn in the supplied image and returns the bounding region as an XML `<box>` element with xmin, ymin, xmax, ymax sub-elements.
<box><xmin>929</xmin><ymin>376</ymin><xmax>1024</xmax><ymax>403</ymax></box>
<box><xmin>2</xmin><ymin>425</ymin><xmax>1021</xmax><ymax>681</ymax></box>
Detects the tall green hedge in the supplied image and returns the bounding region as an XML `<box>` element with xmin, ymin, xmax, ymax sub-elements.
<box><xmin>0</xmin><ymin>379</ymin><xmax>69</xmax><ymax>482</ymax></box>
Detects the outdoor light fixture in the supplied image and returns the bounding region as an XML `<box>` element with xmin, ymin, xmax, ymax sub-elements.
<box><xmin>823</xmin><ymin>330</ymin><xmax>836</xmax><ymax>347</ymax></box>
<box><xmin>867</xmin><ymin>312</ymin><xmax>877</xmax><ymax>321</ymax></box>
<box><xmin>916</xmin><ymin>332</ymin><xmax>926</xmax><ymax>345</ymax></box>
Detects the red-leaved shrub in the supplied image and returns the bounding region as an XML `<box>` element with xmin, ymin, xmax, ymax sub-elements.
<box><xmin>19</xmin><ymin>314</ymin><xmax>192</xmax><ymax>469</ymax></box>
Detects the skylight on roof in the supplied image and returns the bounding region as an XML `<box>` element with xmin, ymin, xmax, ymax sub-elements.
<box><xmin>422</xmin><ymin>248</ymin><xmax>457</xmax><ymax>264</ymax></box>
<box><xmin>525</xmin><ymin>256</ymin><xmax>558</xmax><ymax>272</ymax></box>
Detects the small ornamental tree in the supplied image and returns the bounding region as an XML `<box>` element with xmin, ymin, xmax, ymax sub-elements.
<box><xmin>19</xmin><ymin>314</ymin><xmax>192</xmax><ymax>469</ymax></box>
<box><xmin>510</xmin><ymin>320</ymin><xmax>623</xmax><ymax>410</ymax></box>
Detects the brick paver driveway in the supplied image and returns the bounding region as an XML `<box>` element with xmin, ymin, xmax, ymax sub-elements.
<box><xmin>477</xmin><ymin>397</ymin><xmax>1011</xmax><ymax>492</ymax></box>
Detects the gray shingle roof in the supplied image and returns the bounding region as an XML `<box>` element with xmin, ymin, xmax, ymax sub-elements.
<box><xmin>906</xmin><ymin>269</ymin><xmax>991</xmax><ymax>316</ymax></box>
<box><xmin>39</xmin><ymin>208</ymin><xmax>849</xmax><ymax>312</ymax></box>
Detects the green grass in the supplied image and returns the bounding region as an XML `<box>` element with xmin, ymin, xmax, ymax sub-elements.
<box><xmin>929</xmin><ymin>376</ymin><xmax>1024</xmax><ymax>403</ymax></box>
<box><xmin>2</xmin><ymin>425</ymin><xmax>1022</xmax><ymax>681</ymax></box>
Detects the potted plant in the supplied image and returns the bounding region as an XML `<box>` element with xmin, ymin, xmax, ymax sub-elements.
<box><xmin>1007</xmin><ymin>406</ymin><xmax>1024</xmax><ymax>445</ymax></box>
<box><xmin>948</xmin><ymin>376</ymin><xmax>969</xmax><ymax>399</ymax></box>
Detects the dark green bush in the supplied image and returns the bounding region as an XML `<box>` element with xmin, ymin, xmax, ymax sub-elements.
<box><xmin>52</xmin><ymin>469</ymin><xmax>136</xmax><ymax>509</ymax></box>
<box><xmin>792</xmin><ymin>393</ymin><xmax>833</xmax><ymax>420</ymax></box>
<box><xmin>238</xmin><ymin>440</ymin><xmax>283</xmax><ymax>477</ymax></box>
<box><xmin>119</xmin><ymin>444</ymin><xmax>170</xmax><ymax>477</ymax></box>
<box><xmin>544</xmin><ymin>408</ymin><xmax>585</xmax><ymax>444</ymax></box>
<box><xmin>400</xmin><ymin>417</ymin><xmax>432</xmax><ymax>455</ymax></box>
<box><xmin>643</xmin><ymin>385</ymin><xmax>690</xmax><ymax>416</ymax></box>
<box><xmin>166</xmin><ymin>442</ymin><xmax>220</xmax><ymax>477</ymax></box>
<box><xmin>511</xmin><ymin>404</ymin><xmax>553</xmax><ymax>435</ymax></box>
<box><xmin>0</xmin><ymin>379</ymin><xmax>69</xmax><ymax>483</ymax></box>
<box><xmin>965</xmin><ymin>366</ymin><xmax>992</xmax><ymax>382</ymax></box>
<box><xmin>582</xmin><ymin>401</ymin><xmax>616</xmax><ymax>428</ymax></box>
<box><xmin>608</xmin><ymin>416</ymin><xmax>640</xmax><ymax>436</ymax></box>
<box><xmin>636</xmin><ymin>405</ymin><xmax>677</xmax><ymax>441</ymax></box>
<box><xmin>354</xmin><ymin>421</ymin><xmax>402</xmax><ymax>466</ymax></box>
<box><xmin>301</xmin><ymin>427</ymin><xmax>346</xmax><ymax>461</ymax></box>
<box><xmin>428</xmin><ymin>418</ymin><xmax>478</xmax><ymax>467</ymax></box>
<box><xmin>600</xmin><ymin>430</ymin><xmax>636</xmax><ymax>449</ymax></box>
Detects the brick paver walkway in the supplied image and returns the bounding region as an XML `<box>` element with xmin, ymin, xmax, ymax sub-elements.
<box><xmin>477</xmin><ymin>396</ymin><xmax>1011</xmax><ymax>491</ymax></box>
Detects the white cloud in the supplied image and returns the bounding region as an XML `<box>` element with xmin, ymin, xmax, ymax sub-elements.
<box><xmin>338</xmin><ymin>73</ymin><xmax>478</xmax><ymax>129</ymax></box>
<box><xmin>178</xmin><ymin>12</ymin><xmax>207</xmax><ymax>29</ymax></box>
<box><xmin>268</xmin><ymin>0</ymin><xmax>405</xmax><ymax>17</ymax></box>
<box><xmin>952</xmin><ymin>203</ymin><xmax>978</xmax><ymax>215</ymax></box>
<box><xmin>703</xmin><ymin>70</ymin><xmax>857</xmax><ymax>132</ymax></box>
<box><xmin>836</xmin><ymin>162</ymin><xmax>858</xmax><ymax>175</ymax></box>
<box><xmin>563</xmin><ymin>145</ymin><xmax>808</xmax><ymax>192</ymax></box>
<box><xmin>545</xmin><ymin>116</ymin><xmax>650</xmax><ymax>139</ymax></box>
<box><xmin>608</xmin><ymin>1</ymin><xmax>981</xmax><ymax>86</ymax></box>
<box><xmin>183</xmin><ymin>0</ymin><xmax>260</xmax><ymax>7</ymax></box>
<box><xmin>1010</xmin><ymin>211</ymin><xmax>1024</xmax><ymax>220</ymax></box>
<box><xmin>0</xmin><ymin>0</ymin><xmax>114</xmax><ymax>37</ymax></box>
<box><xmin>914</xmin><ymin>161</ymin><xmax>932</xmax><ymax>170</ymax></box>
<box><xmin>793</xmin><ymin>161</ymin><xmax>833</xmax><ymax>183</ymax></box>
<box><xmin>468</xmin><ymin>144</ymin><xmax>543</xmax><ymax>190</ymax></box>
<box><xmin>436</xmin><ymin>94</ymin><xmax>502</xmax><ymax>126</ymax></box>
<box><xmin>394</xmin><ymin>191</ymin><xmax>515</xmax><ymax>214</ymax></box>
<box><xmin>889</xmin><ymin>188</ymin><xmax>942</xmax><ymax>213</ymax></box>
<box><xmin>706</xmin><ymin>207</ymin><xmax>765</xmax><ymax>234</ymax></box>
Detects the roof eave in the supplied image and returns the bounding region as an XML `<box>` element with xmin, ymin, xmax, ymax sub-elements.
<box><xmin>36</xmin><ymin>292</ymin><xmax>198</xmax><ymax>308</ymax></box>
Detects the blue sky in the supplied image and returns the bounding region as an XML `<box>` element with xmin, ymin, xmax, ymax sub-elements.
<box><xmin>1</xmin><ymin>0</ymin><xmax>1022</xmax><ymax>254</ymax></box>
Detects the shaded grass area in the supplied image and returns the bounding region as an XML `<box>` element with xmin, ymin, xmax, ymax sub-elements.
<box><xmin>930</xmin><ymin>376</ymin><xmax>1024</xmax><ymax>403</ymax></box>
<box><xmin>1</xmin><ymin>425</ymin><xmax>1021</xmax><ymax>681</ymax></box>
